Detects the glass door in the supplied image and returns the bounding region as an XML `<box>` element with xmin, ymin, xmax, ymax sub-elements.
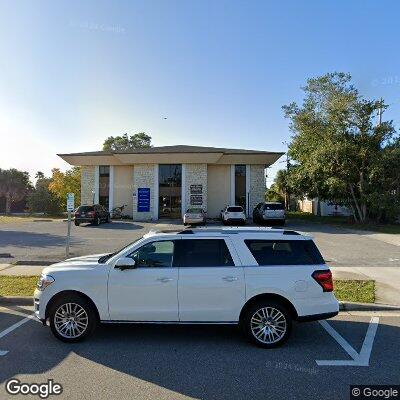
<box><xmin>159</xmin><ymin>164</ymin><xmax>182</xmax><ymax>218</ymax></box>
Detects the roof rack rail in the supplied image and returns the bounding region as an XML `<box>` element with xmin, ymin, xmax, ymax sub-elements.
<box><xmin>282</xmin><ymin>230</ymin><xmax>300</xmax><ymax>235</ymax></box>
<box><xmin>178</xmin><ymin>229</ymin><xmax>194</xmax><ymax>234</ymax></box>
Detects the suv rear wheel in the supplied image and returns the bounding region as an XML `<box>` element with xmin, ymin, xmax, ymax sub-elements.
<box><xmin>242</xmin><ymin>300</ymin><xmax>292</xmax><ymax>348</ymax></box>
<box><xmin>49</xmin><ymin>294</ymin><xmax>98</xmax><ymax>343</ymax></box>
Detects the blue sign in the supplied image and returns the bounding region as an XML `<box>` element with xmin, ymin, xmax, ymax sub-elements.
<box><xmin>137</xmin><ymin>188</ymin><xmax>150</xmax><ymax>212</ymax></box>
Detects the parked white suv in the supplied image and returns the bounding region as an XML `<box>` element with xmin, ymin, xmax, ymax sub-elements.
<box><xmin>34</xmin><ymin>228</ymin><xmax>338</xmax><ymax>348</ymax></box>
<box><xmin>221</xmin><ymin>205</ymin><xmax>246</xmax><ymax>225</ymax></box>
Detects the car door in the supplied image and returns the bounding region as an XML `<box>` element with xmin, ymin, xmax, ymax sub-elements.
<box><xmin>176</xmin><ymin>237</ymin><xmax>245</xmax><ymax>322</ymax></box>
<box><xmin>108</xmin><ymin>239</ymin><xmax>179</xmax><ymax>321</ymax></box>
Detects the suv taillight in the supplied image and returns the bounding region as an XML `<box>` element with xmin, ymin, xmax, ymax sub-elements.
<box><xmin>312</xmin><ymin>270</ymin><xmax>333</xmax><ymax>292</ymax></box>
<box><xmin>87</xmin><ymin>211</ymin><xmax>95</xmax><ymax>217</ymax></box>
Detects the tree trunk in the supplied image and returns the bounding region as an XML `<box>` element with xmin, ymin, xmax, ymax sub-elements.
<box><xmin>349</xmin><ymin>184</ymin><xmax>363</xmax><ymax>222</ymax></box>
<box><xmin>5</xmin><ymin>193</ymin><xmax>11</xmax><ymax>215</ymax></box>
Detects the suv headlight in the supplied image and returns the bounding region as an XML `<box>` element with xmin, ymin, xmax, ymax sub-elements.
<box><xmin>37</xmin><ymin>274</ymin><xmax>55</xmax><ymax>291</ymax></box>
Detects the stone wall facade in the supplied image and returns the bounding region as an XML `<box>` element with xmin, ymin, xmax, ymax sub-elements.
<box><xmin>81</xmin><ymin>166</ymin><xmax>95</xmax><ymax>205</ymax></box>
<box><xmin>184</xmin><ymin>163</ymin><xmax>208</xmax><ymax>212</ymax></box>
<box><xmin>250</xmin><ymin>164</ymin><xmax>266</xmax><ymax>212</ymax></box>
<box><xmin>132</xmin><ymin>164</ymin><xmax>155</xmax><ymax>221</ymax></box>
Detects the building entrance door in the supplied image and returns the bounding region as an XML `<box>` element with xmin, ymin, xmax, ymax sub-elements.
<box><xmin>159</xmin><ymin>164</ymin><xmax>182</xmax><ymax>218</ymax></box>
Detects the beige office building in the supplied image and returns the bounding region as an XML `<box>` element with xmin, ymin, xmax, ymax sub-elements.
<box><xmin>58</xmin><ymin>145</ymin><xmax>283</xmax><ymax>221</ymax></box>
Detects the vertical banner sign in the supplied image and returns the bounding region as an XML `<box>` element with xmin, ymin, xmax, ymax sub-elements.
<box><xmin>137</xmin><ymin>188</ymin><xmax>150</xmax><ymax>212</ymax></box>
<box><xmin>66</xmin><ymin>193</ymin><xmax>75</xmax><ymax>258</ymax></box>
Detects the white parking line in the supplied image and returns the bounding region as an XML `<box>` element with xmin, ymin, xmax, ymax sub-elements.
<box><xmin>0</xmin><ymin>311</ymin><xmax>39</xmax><ymax>356</ymax></box>
<box><xmin>316</xmin><ymin>317</ymin><xmax>379</xmax><ymax>366</ymax></box>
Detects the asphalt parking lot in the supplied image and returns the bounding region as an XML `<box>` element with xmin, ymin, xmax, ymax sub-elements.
<box><xmin>0</xmin><ymin>219</ymin><xmax>399</xmax><ymax>269</ymax></box>
<box><xmin>0</xmin><ymin>306</ymin><xmax>399</xmax><ymax>400</ymax></box>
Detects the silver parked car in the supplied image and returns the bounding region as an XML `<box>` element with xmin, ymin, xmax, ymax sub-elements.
<box><xmin>183</xmin><ymin>207</ymin><xmax>206</xmax><ymax>225</ymax></box>
<box><xmin>253</xmin><ymin>202</ymin><xmax>285</xmax><ymax>225</ymax></box>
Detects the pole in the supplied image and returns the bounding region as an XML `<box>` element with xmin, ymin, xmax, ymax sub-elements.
<box><xmin>66</xmin><ymin>210</ymin><xmax>71</xmax><ymax>258</ymax></box>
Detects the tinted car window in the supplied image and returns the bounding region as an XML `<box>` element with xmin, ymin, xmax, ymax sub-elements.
<box><xmin>77</xmin><ymin>206</ymin><xmax>94</xmax><ymax>212</ymax></box>
<box><xmin>265</xmin><ymin>203</ymin><xmax>285</xmax><ymax>210</ymax></box>
<box><xmin>227</xmin><ymin>206</ymin><xmax>243</xmax><ymax>212</ymax></box>
<box><xmin>174</xmin><ymin>239</ymin><xmax>234</xmax><ymax>267</ymax></box>
<box><xmin>129</xmin><ymin>241</ymin><xmax>174</xmax><ymax>268</ymax></box>
<box><xmin>244</xmin><ymin>240</ymin><xmax>324</xmax><ymax>265</ymax></box>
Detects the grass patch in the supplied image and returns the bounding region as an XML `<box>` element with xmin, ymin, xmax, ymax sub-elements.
<box><xmin>0</xmin><ymin>276</ymin><xmax>39</xmax><ymax>297</ymax></box>
<box><xmin>334</xmin><ymin>280</ymin><xmax>375</xmax><ymax>303</ymax></box>
<box><xmin>288</xmin><ymin>211</ymin><xmax>400</xmax><ymax>234</ymax></box>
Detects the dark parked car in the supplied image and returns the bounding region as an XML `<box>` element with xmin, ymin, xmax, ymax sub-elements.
<box><xmin>74</xmin><ymin>205</ymin><xmax>111</xmax><ymax>226</ymax></box>
<box><xmin>253</xmin><ymin>202</ymin><xmax>285</xmax><ymax>226</ymax></box>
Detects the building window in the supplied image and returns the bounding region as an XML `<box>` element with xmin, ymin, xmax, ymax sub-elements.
<box><xmin>99</xmin><ymin>166</ymin><xmax>110</xmax><ymax>208</ymax></box>
<box><xmin>235</xmin><ymin>165</ymin><xmax>246</xmax><ymax>211</ymax></box>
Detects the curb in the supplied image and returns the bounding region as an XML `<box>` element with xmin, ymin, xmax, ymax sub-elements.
<box><xmin>339</xmin><ymin>301</ymin><xmax>400</xmax><ymax>311</ymax></box>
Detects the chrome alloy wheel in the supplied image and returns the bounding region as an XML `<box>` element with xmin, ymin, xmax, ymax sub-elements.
<box><xmin>250</xmin><ymin>307</ymin><xmax>287</xmax><ymax>344</ymax></box>
<box><xmin>54</xmin><ymin>303</ymin><xmax>89</xmax><ymax>339</ymax></box>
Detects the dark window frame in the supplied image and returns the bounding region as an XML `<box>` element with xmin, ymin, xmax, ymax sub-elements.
<box><xmin>244</xmin><ymin>239</ymin><xmax>324</xmax><ymax>266</ymax></box>
<box><xmin>173</xmin><ymin>238</ymin><xmax>235</xmax><ymax>268</ymax></box>
<box><xmin>127</xmin><ymin>240</ymin><xmax>176</xmax><ymax>269</ymax></box>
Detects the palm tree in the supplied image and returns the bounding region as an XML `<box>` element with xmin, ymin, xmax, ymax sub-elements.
<box><xmin>0</xmin><ymin>169</ymin><xmax>32</xmax><ymax>214</ymax></box>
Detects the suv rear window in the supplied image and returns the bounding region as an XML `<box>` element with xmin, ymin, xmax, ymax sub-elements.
<box><xmin>174</xmin><ymin>239</ymin><xmax>234</xmax><ymax>267</ymax></box>
<box><xmin>227</xmin><ymin>206</ymin><xmax>243</xmax><ymax>212</ymax></box>
<box><xmin>244</xmin><ymin>240</ymin><xmax>324</xmax><ymax>265</ymax></box>
<box><xmin>77</xmin><ymin>206</ymin><xmax>94</xmax><ymax>212</ymax></box>
<box><xmin>264</xmin><ymin>203</ymin><xmax>284</xmax><ymax>210</ymax></box>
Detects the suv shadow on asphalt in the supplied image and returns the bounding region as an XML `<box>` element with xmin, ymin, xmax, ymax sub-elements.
<box><xmin>75</xmin><ymin>221</ymin><xmax>144</xmax><ymax>231</ymax></box>
<box><xmin>0</xmin><ymin>309</ymin><xmax>399</xmax><ymax>400</ymax></box>
<box><xmin>0</xmin><ymin>230</ymin><xmax>83</xmax><ymax>248</ymax></box>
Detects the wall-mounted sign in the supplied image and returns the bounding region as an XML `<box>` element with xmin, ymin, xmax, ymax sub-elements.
<box><xmin>190</xmin><ymin>195</ymin><xmax>203</xmax><ymax>206</ymax></box>
<box><xmin>190</xmin><ymin>184</ymin><xmax>203</xmax><ymax>194</ymax></box>
<box><xmin>137</xmin><ymin>188</ymin><xmax>150</xmax><ymax>212</ymax></box>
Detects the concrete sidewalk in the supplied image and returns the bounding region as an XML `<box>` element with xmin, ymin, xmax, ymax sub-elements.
<box><xmin>0</xmin><ymin>264</ymin><xmax>44</xmax><ymax>275</ymax></box>
<box><xmin>331</xmin><ymin>266</ymin><xmax>399</xmax><ymax>306</ymax></box>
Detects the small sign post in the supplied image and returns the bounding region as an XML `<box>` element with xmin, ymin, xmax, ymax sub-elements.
<box><xmin>66</xmin><ymin>193</ymin><xmax>75</xmax><ymax>258</ymax></box>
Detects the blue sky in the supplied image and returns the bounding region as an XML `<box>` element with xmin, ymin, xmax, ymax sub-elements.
<box><xmin>0</xmin><ymin>0</ymin><xmax>399</xmax><ymax>186</ymax></box>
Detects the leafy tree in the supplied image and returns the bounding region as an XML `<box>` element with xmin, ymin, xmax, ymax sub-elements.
<box><xmin>103</xmin><ymin>132</ymin><xmax>152</xmax><ymax>151</ymax></box>
<box><xmin>283</xmin><ymin>72</ymin><xmax>399</xmax><ymax>223</ymax></box>
<box><xmin>0</xmin><ymin>169</ymin><xmax>32</xmax><ymax>214</ymax></box>
<box><xmin>27</xmin><ymin>173</ymin><xmax>61</xmax><ymax>214</ymax></box>
<box><xmin>266</xmin><ymin>183</ymin><xmax>284</xmax><ymax>203</ymax></box>
<box><xmin>48</xmin><ymin>167</ymin><xmax>81</xmax><ymax>210</ymax></box>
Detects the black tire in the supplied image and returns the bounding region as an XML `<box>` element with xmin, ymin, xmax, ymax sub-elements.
<box><xmin>48</xmin><ymin>293</ymin><xmax>98</xmax><ymax>343</ymax></box>
<box><xmin>94</xmin><ymin>216</ymin><xmax>101</xmax><ymax>226</ymax></box>
<box><xmin>242</xmin><ymin>300</ymin><xmax>292</xmax><ymax>348</ymax></box>
<box><xmin>74</xmin><ymin>221</ymin><xmax>80</xmax><ymax>226</ymax></box>
<box><xmin>106</xmin><ymin>215</ymin><xmax>111</xmax><ymax>223</ymax></box>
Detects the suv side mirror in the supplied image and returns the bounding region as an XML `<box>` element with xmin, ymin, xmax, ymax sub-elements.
<box><xmin>115</xmin><ymin>257</ymin><xmax>136</xmax><ymax>270</ymax></box>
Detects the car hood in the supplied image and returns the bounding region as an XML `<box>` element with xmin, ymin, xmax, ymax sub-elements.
<box><xmin>41</xmin><ymin>253</ymin><xmax>108</xmax><ymax>274</ymax></box>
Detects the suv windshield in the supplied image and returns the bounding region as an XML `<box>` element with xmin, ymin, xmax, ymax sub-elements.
<box><xmin>265</xmin><ymin>203</ymin><xmax>284</xmax><ymax>210</ymax></box>
<box><xmin>227</xmin><ymin>206</ymin><xmax>243</xmax><ymax>212</ymax></box>
<box><xmin>77</xmin><ymin>206</ymin><xmax>94</xmax><ymax>212</ymax></box>
<box><xmin>187</xmin><ymin>208</ymin><xmax>203</xmax><ymax>213</ymax></box>
<box><xmin>98</xmin><ymin>237</ymin><xmax>143</xmax><ymax>263</ymax></box>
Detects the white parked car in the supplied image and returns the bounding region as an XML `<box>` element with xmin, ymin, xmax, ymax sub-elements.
<box><xmin>183</xmin><ymin>207</ymin><xmax>206</xmax><ymax>225</ymax></box>
<box><xmin>34</xmin><ymin>227</ymin><xmax>338</xmax><ymax>347</ymax></box>
<box><xmin>221</xmin><ymin>205</ymin><xmax>246</xmax><ymax>225</ymax></box>
<box><xmin>253</xmin><ymin>202</ymin><xmax>286</xmax><ymax>226</ymax></box>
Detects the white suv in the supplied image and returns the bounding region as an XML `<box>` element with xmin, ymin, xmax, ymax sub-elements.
<box><xmin>221</xmin><ymin>205</ymin><xmax>246</xmax><ymax>225</ymax></box>
<box><xmin>34</xmin><ymin>228</ymin><xmax>338</xmax><ymax>348</ymax></box>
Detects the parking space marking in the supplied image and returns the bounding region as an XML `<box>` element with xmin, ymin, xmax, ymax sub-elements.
<box><xmin>0</xmin><ymin>312</ymin><xmax>39</xmax><ymax>356</ymax></box>
<box><xmin>316</xmin><ymin>317</ymin><xmax>379</xmax><ymax>366</ymax></box>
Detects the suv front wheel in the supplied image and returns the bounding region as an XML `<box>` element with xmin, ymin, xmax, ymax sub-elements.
<box><xmin>242</xmin><ymin>300</ymin><xmax>292</xmax><ymax>348</ymax></box>
<box><xmin>48</xmin><ymin>294</ymin><xmax>98</xmax><ymax>343</ymax></box>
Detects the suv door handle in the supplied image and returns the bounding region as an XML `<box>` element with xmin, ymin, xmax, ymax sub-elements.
<box><xmin>222</xmin><ymin>276</ymin><xmax>238</xmax><ymax>282</ymax></box>
<box><xmin>157</xmin><ymin>277</ymin><xmax>174</xmax><ymax>283</ymax></box>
